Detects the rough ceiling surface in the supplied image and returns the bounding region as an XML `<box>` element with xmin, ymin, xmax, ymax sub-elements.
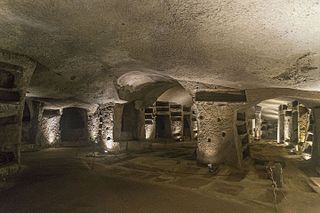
<box><xmin>0</xmin><ymin>0</ymin><xmax>320</xmax><ymax>105</ymax></box>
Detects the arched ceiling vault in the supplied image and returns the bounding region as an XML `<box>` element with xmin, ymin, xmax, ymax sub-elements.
<box><xmin>0</xmin><ymin>0</ymin><xmax>320</xmax><ymax>106</ymax></box>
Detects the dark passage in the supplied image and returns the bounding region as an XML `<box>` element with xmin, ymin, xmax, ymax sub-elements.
<box><xmin>183</xmin><ymin>116</ymin><xmax>191</xmax><ymax>141</ymax></box>
<box><xmin>156</xmin><ymin>115</ymin><xmax>172</xmax><ymax>139</ymax></box>
<box><xmin>60</xmin><ymin>107</ymin><xmax>88</xmax><ymax>143</ymax></box>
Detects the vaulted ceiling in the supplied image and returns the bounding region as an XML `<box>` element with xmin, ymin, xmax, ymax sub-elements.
<box><xmin>0</xmin><ymin>0</ymin><xmax>319</xmax><ymax>105</ymax></box>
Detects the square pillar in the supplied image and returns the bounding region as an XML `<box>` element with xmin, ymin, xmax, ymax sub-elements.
<box><xmin>284</xmin><ymin>110</ymin><xmax>292</xmax><ymax>142</ymax></box>
<box><xmin>277</xmin><ymin>105</ymin><xmax>287</xmax><ymax>143</ymax></box>
<box><xmin>254</xmin><ymin>106</ymin><xmax>262</xmax><ymax>140</ymax></box>
<box><xmin>196</xmin><ymin>102</ymin><xmax>241</xmax><ymax>167</ymax></box>
<box><xmin>291</xmin><ymin>101</ymin><xmax>300</xmax><ymax>146</ymax></box>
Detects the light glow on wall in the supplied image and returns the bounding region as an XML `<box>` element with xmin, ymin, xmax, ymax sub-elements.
<box><xmin>43</xmin><ymin>116</ymin><xmax>61</xmax><ymax>145</ymax></box>
<box><xmin>105</xmin><ymin>139</ymin><xmax>114</xmax><ymax>150</ymax></box>
<box><xmin>145</xmin><ymin>124</ymin><xmax>155</xmax><ymax>140</ymax></box>
<box><xmin>89</xmin><ymin>129</ymin><xmax>99</xmax><ymax>143</ymax></box>
<box><xmin>48</xmin><ymin>131</ymin><xmax>55</xmax><ymax>144</ymax></box>
<box><xmin>103</xmin><ymin>130</ymin><xmax>115</xmax><ymax>151</ymax></box>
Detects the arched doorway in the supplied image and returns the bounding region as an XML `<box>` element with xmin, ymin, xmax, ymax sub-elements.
<box><xmin>247</xmin><ymin>98</ymin><xmax>314</xmax><ymax>162</ymax></box>
<box><xmin>143</xmin><ymin>86</ymin><xmax>195</xmax><ymax>142</ymax></box>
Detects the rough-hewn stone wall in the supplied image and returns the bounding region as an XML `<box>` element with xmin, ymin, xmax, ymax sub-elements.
<box><xmin>88</xmin><ymin>109</ymin><xmax>100</xmax><ymax>143</ymax></box>
<box><xmin>38</xmin><ymin>109</ymin><xmax>61</xmax><ymax>146</ymax></box>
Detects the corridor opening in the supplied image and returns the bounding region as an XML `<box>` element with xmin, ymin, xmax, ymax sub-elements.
<box><xmin>60</xmin><ymin>107</ymin><xmax>88</xmax><ymax>145</ymax></box>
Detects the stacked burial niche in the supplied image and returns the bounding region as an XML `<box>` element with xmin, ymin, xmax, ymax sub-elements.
<box><xmin>144</xmin><ymin>86</ymin><xmax>196</xmax><ymax>142</ymax></box>
<box><xmin>155</xmin><ymin>101</ymin><xmax>172</xmax><ymax>140</ymax></box>
<box><xmin>60</xmin><ymin>107</ymin><xmax>89</xmax><ymax>145</ymax></box>
<box><xmin>0</xmin><ymin>50</ymin><xmax>35</xmax><ymax>164</ymax></box>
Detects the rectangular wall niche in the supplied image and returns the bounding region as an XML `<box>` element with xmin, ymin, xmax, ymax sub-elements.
<box><xmin>0</xmin><ymin>61</ymin><xmax>22</xmax><ymax>88</ymax></box>
<box><xmin>0</xmin><ymin>69</ymin><xmax>15</xmax><ymax>88</ymax></box>
<box><xmin>0</xmin><ymin>90</ymin><xmax>21</xmax><ymax>102</ymax></box>
<box><xmin>0</xmin><ymin>115</ymin><xmax>18</xmax><ymax>125</ymax></box>
<box><xmin>195</xmin><ymin>90</ymin><xmax>247</xmax><ymax>102</ymax></box>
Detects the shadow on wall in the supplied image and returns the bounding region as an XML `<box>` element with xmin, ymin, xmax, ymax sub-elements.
<box><xmin>21</xmin><ymin>102</ymin><xmax>31</xmax><ymax>144</ymax></box>
<box><xmin>155</xmin><ymin>115</ymin><xmax>172</xmax><ymax>139</ymax></box>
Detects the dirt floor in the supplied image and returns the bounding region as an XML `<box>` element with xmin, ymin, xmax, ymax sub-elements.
<box><xmin>0</xmin><ymin>140</ymin><xmax>319</xmax><ymax>212</ymax></box>
<box><xmin>83</xmin><ymin>140</ymin><xmax>320</xmax><ymax>213</ymax></box>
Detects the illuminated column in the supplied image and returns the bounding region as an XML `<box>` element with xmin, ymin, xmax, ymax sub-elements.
<box><xmin>254</xmin><ymin>106</ymin><xmax>262</xmax><ymax>140</ymax></box>
<box><xmin>284</xmin><ymin>110</ymin><xmax>292</xmax><ymax>143</ymax></box>
<box><xmin>291</xmin><ymin>101</ymin><xmax>299</xmax><ymax>147</ymax></box>
<box><xmin>277</xmin><ymin>105</ymin><xmax>286</xmax><ymax>143</ymax></box>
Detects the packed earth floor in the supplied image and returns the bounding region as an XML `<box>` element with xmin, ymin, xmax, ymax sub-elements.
<box><xmin>1</xmin><ymin>141</ymin><xmax>319</xmax><ymax>213</ymax></box>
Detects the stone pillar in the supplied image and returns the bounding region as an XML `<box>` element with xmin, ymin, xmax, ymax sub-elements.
<box><xmin>291</xmin><ymin>101</ymin><xmax>299</xmax><ymax>147</ymax></box>
<box><xmin>277</xmin><ymin>105</ymin><xmax>286</xmax><ymax>143</ymax></box>
<box><xmin>0</xmin><ymin>50</ymin><xmax>36</xmax><ymax>164</ymax></box>
<box><xmin>298</xmin><ymin>105</ymin><xmax>310</xmax><ymax>150</ymax></box>
<box><xmin>284</xmin><ymin>110</ymin><xmax>292</xmax><ymax>143</ymax></box>
<box><xmin>98</xmin><ymin>104</ymin><xmax>117</xmax><ymax>152</ymax></box>
<box><xmin>196</xmin><ymin>102</ymin><xmax>241</xmax><ymax>166</ymax></box>
<box><xmin>194</xmin><ymin>89</ymin><xmax>247</xmax><ymax>167</ymax></box>
<box><xmin>254</xmin><ymin>106</ymin><xmax>262</xmax><ymax>140</ymax></box>
<box><xmin>312</xmin><ymin>107</ymin><xmax>320</xmax><ymax>164</ymax></box>
<box><xmin>191</xmin><ymin>104</ymin><xmax>198</xmax><ymax>140</ymax></box>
